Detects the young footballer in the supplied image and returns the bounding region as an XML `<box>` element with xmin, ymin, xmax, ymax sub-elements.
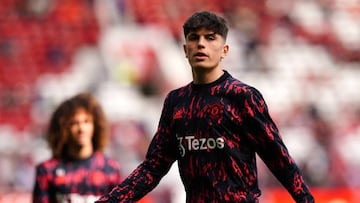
<box><xmin>32</xmin><ymin>93</ymin><xmax>122</xmax><ymax>203</ymax></box>
<box><xmin>96</xmin><ymin>11</ymin><xmax>314</xmax><ymax>202</ymax></box>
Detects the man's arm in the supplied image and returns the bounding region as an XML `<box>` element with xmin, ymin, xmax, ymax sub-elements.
<box><xmin>32</xmin><ymin>164</ymin><xmax>50</xmax><ymax>203</ymax></box>
<box><xmin>96</xmin><ymin>93</ymin><xmax>178</xmax><ymax>202</ymax></box>
<box><xmin>242</xmin><ymin>87</ymin><xmax>314</xmax><ymax>203</ymax></box>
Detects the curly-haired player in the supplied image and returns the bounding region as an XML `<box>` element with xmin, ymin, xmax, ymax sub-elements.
<box><xmin>32</xmin><ymin>93</ymin><xmax>122</xmax><ymax>203</ymax></box>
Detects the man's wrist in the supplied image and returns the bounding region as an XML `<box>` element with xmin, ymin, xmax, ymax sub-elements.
<box><xmin>95</xmin><ymin>193</ymin><xmax>119</xmax><ymax>203</ymax></box>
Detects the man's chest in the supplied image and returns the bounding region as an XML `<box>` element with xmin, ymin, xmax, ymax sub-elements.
<box><xmin>172</xmin><ymin>93</ymin><xmax>244</xmax><ymax>133</ymax></box>
<box><xmin>50</xmin><ymin>162</ymin><xmax>108</xmax><ymax>193</ymax></box>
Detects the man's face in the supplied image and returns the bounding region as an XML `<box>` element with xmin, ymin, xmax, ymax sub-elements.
<box><xmin>68</xmin><ymin>108</ymin><xmax>94</xmax><ymax>148</ymax></box>
<box><xmin>183</xmin><ymin>27</ymin><xmax>228</xmax><ymax>70</ymax></box>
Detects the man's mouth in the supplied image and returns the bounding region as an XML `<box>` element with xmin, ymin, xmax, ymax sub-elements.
<box><xmin>194</xmin><ymin>52</ymin><xmax>207</xmax><ymax>60</ymax></box>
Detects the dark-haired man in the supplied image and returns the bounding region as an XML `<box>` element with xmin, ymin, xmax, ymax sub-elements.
<box><xmin>96</xmin><ymin>11</ymin><xmax>314</xmax><ymax>203</ymax></box>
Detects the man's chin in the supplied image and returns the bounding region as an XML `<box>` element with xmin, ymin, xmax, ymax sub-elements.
<box><xmin>192</xmin><ymin>65</ymin><xmax>215</xmax><ymax>72</ymax></box>
<box><xmin>74</xmin><ymin>141</ymin><xmax>92</xmax><ymax>149</ymax></box>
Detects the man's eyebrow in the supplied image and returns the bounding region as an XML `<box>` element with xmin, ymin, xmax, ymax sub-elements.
<box><xmin>188</xmin><ymin>32</ymin><xmax>217</xmax><ymax>36</ymax></box>
<box><xmin>205</xmin><ymin>32</ymin><xmax>217</xmax><ymax>36</ymax></box>
<box><xmin>207</xmin><ymin>32</ymin><xmax>216</xmax><ymax>35</ymax></box>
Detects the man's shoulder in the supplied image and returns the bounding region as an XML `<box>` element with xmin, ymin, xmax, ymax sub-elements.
<box><xmin>35</xmin><ymin>157</ymin><xmax>60</xmax><ymax>172</ymax></box>
<box><xmin>224</xmin><ymin>75</ymin><xmax>256</xmax><ymax>92</ymax></box>
<box><xmin>93</xmin><ymin>151</ymin><xmax>118</xmax><ymax>165</ymax></box>
<box><xmin>166</xmin><ymin>82</ymin><xmax>192</xmax><ymax>97</ymax></box>
<box><xmin>93</xmin><ymin>152</ymin><xmax>120</xmax><ymax>169</ymax></box>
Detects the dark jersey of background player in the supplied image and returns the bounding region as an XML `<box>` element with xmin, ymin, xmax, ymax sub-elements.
<box><xmin>32</xmin><ymin>93</ymin><xmax>122</xmax><ymax>203</ymax></box>
<box><xmin>95</xmin><ymin>11</ymin><xmax>314</xmax><ymax>203</ymax></box>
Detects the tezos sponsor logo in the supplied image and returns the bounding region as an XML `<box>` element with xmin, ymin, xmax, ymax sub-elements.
<box><xmin>177</xmin><ymin>135</ymin><xmax>224</xmax><ymax>157</ymax></box>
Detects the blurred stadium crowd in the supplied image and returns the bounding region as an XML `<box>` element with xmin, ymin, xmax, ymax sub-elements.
<box><xmin>0</xmin><ymin>0</ymin><xmax>360</xmax><ymax>202</ymax></box>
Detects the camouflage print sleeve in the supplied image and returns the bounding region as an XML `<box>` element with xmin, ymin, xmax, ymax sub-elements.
<box><xmin>242</xmin><ymin>87</ymin><xmax>314</xmax><ymax>203</ymax></box>
<box><xmin>96</xmin><ymin>92</ymin><xmax>178</xmax><ymax>202</ymax></box>
<box><xmin>32</xmin><ymin>164</ymin><xmax>51</xmax><ymax>203</ymax></box>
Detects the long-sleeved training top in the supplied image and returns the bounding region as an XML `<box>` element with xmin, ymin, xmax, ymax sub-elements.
<box><xmin>96</xmin><ymin>70</ymin><xmax>314</xmax><ymax>203</ymax></box>
<box><xmin>33</xmin><ymin>151</ymin><xmax>121</xmax><ymax>203</ymax></box>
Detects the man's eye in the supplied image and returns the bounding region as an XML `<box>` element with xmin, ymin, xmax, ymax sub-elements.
<box><xmin>206</xmin><ymin>35</ymin><xmax>216</xmax><ymax>40</ymax></box>
<box><xmin>188</xmin><ymin>35</ymin><xmax>198</xmax><ymax>41</ymax></box>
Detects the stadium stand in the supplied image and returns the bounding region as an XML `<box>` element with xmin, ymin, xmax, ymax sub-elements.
<box><xmin>0</xmin><ymin>0</ymin><xmax>359</xmax><ymax>202</ymax></box>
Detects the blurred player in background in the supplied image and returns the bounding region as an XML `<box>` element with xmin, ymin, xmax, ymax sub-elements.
<box><xmin>95</xmin><ymin>11</ymin><xmax>314</xmax><ymax>202</ymax></box>
<box><xmin>32</xmin><ymin>93</ymin><xmax>122</xmax><ymax>203</ymax></box>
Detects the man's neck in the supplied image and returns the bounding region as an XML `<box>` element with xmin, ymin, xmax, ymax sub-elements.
<box><xmin>192</xmin><ymin>68</ymin><xmax>224</xmax><ymax>84</ymax></box>
<box><xmin>67</xmin><ymin>145</ymin><xmax>94</xmax><ymax>160</ymax></box>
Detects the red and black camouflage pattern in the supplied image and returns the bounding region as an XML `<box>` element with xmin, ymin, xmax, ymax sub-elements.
<box><xmin>96</xmin><ymin>70</ymin><xmax>314</xmax><ymax>203</ymax></box>
<box><xmin>33</xmin><ymin>151</ymin><xmax>121</xmax><ymax>203</ymax></box>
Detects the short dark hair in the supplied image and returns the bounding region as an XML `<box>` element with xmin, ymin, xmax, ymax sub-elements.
<box><xmin>183</xmin><ymin>11</ymin><xmax>229</xmax><ymax>41</ymax></box>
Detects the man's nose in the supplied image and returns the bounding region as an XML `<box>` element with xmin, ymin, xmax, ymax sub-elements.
<box><xmin>78</xmin><ymin>122</ymin><xmax>86</xmax><ymax>131</ymax></box>
<box><xmin>197</xmin><ymin>37</ymin><xmax>205</xmax><ymax>48</ymax></box>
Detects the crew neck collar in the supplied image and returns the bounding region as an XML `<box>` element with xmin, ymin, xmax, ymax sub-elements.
<box><xmin>191</xmin><ymin>70</ymin><xmax>230</xmax><ymax>89</ymax></box>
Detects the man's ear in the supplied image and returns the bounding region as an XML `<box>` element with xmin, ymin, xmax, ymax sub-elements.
<box><xmin>223</xmin><ymin>44</ymin><xmax>229</xmax><ymax>57</ymax></box>
<box><xmin>183</xmin><ymin>44</ymin><xmax>188</xmax><ymax>58</ymax></box>
<box><xmin>222</xmin><ymin>44</ymin><xmax>229</xmax><ymax>59</ymax></box>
